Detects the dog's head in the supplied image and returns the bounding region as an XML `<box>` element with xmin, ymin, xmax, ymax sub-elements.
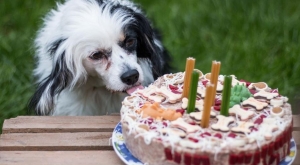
<box><xmin>29</xmin><ymin>0</ymin><xmax>170</xmax><ymax>115</ymax></box>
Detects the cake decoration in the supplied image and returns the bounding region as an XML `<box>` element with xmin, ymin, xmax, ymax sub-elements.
<box><xmin>120</xmin><ymin>58</ymin><xmax>293</xmax><ymax>165</ymax></box>
<box><xmin>270</xmin><ymin>98</ymin><xmax>284</xmax><ymax>107</ymax></box>
<box><xmin>231</xmin><ymin>121</ymin><xmax>255</xmax><ymax>134</ymax></box>
<box><xmin>242</xmin><ymin>97</ymin><xmax>268</xmax><ymax>110</ymax></box>
<box><xmin>137</xmin><ymin>102</ymin><xmax>182</xmax><ymax>121</ymax></box>
<box><xmin>254</xmin><ymin>90</ymin><xmax>279</xmax><ymax>100</ymax></box>
<box><xmin>190</xmin><ymin>111</ymin><xmax>217</xmax><ymax>121</ymax></box>
<box><xmin>220</xmin><ymin>75</ymin><xmax>232</xmax><ymax>116</ymax></box>
<box><xmin>270</xmin><ymin>106</ymin><xmax>284</xmax><ymax>117</ymax></box>
<box><xmin>229</xmin><ymin>105</ymin><xmax>255</xmax><ymax>121</ymax></box>
<box><xmin>187</xmin><ymin>70</ymin><xmax>200</xmax><ymax>113</ymax></box>
<box><xmin>182</xmin><ymin>57</ymin><xmax>195</xmax><ymax>98</ymax></box>
<box><xmin>248</xmin><ymin>82</ymin><xmax>268</xmax><ymax>91</ymax></box>
<box><xmin>181</xmin><ymin>98</ymin><xmax>204</xmax><ymax>111</ymax></box>
<box><xmin>260</xmin><ymin>118</ymin><xmax>279</xmax><ymax>140</ymax></box>
<box><xmin>201</xmin><ymin>84</ymin><xmax>215</xmax><ymax>128</ymax></box>
<box><xmin>211</xmin><ymin>115</ymin><xmax>234</xmax><ymax>132</ymax></box>
<box><xmin>230</xmin><ymin>75</ymin><xmax>247</xmax><ymax>86</ymax></box>
<box><xmin>209</xmin><ymin>61</ymin><xmax>221</xmax><ymax>104</ymax></box>
<box><xmin>170</xmin><ymin>118</ymin><xmax>200</xmax><ymax>133</ymax></box>
<box><xmin>229</xmin><ymin>84</ymin><xmax>252</xmax><ymax>107</ymax></box>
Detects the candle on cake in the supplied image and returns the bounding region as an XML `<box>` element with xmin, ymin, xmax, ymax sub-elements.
<box><xmin>201</xmin><ymin>84</ymin><xmax>214</xmax><ymax>128</ymax></box>
<box><xmin>220</xmin><ymin>75</ymin><xmax>232</xmax><ymax>116</ymax></box>
<box><xmin>182</xmin><ymin>57</ymin><xmax>195</xmax><ymax>99</ymax></box>
<box><xmin>210</xmin><ymin>61</ymin><xmax>221</xmax><ymax>106</ymax></box>
<box><xmin>187</xmin><ymin>70</ymin><xmax>200</xmax><ymax>114</ymax></box>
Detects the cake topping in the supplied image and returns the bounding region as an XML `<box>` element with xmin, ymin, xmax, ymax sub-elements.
<box><xmin>270</xmin><ymin>107</ymin><xmax>284</xmax><ymax>117</ymax></box>
<box><xmin>242</xmin><ymin>97</ymin><xmax>268</xmax><ymax>111</ymax></box>
<box><xmin>230</xmin><ymin>75</ymin><xmax>246</xmax><ymax>86</ymax></box>
<box><xmin>190</xmin><ymin>111</ymin><xmax>217</xmax><ymax>121</ymax></box>
<box><xmin>137</xmin><ymin>102</ymin><xmax>182</xmax><ymax>121</ymax></box>
<box><xmin>161</xmin><ymin>128</ymin><xmax>186</xmax><ymax>138</ymax></box>
<box><xmin>156</xmin><ymin>86</ymin><xmax>182</xmax><ymax>103</ymax></box>
<box><xmin>171</xmin><ymin>118</ymin><xmax>200</xmax><ymax>133</ymax></box>
<box><xmin>270</xmin><ymin>98</ymin><xmax>284</xmax><ymax>107</ymax></box>
<box><xmin>197</xmin><ymin>87</ymin><xmax>206</xmax><ymax>98</ymax></box>
<box><xmin>248</xmin><ymin>82</ymin><xmax>268</xmax><ymax>91</ymax></box>
<box><xmin>260</xmin><ymin>118</ymin><xmax>279</xmax><ymax>140</ymax></box>
<box><xmin>204</xmin><ymin>73</ymin><xmax>211</xmax><ymax>80</ymax></box>
<box><xmin>181</xmin><ymin>98</ymin><xmax>203</xmax><ymax>111</ymax></box>
<box><xmin>254</xmin><ymin>90</ymin><xmax>279</xmax><ymax>100</ymax></box>
<box><xmin>229</xmin><ymin>105</ymin><xmax>255</xmax><ymax>121</ymax></box>
<box><xmin>138</xmin><ymin>85</ymin><xmax>165</xmax><ymax>103</ymax></box>
<box><xmin>229</xmin><ymin>84</ymin><xmax>252</xmax><ymax>107</ymax></box>
<box><xmin>231</xmin><ymin>121</ymin><xmax>254</xmax><ymax>134</ymax></box>
<box><xmin>211</xmin><ymin>115</ymin><xmax>235</xmax><ymax>132</ymax></box>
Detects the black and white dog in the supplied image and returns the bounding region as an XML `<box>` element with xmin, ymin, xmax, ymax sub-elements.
<box><xmin>29</xmin><ymin>0</ymin><xmax>171</xmax><ymax>116</ymax></box>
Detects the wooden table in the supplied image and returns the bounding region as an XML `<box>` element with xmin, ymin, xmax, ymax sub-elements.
<box><xmin>0</xmin><ymin>115</ymin><xmax>299</xmax><ymax>165</ymax></box>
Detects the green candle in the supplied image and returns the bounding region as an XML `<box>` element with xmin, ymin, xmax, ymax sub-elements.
<box><xmin>187</xmin><ymin>70</ymin><xmax>200</xmax><ymax>114</ymax></box>
<box><xmin>220</xmin><ymin>76</ymin><xmax>232</xmax><ymax>116</ymax></box>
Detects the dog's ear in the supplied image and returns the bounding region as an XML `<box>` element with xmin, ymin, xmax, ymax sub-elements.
<box><xmin>131</xmin><ymin>13</ymin><xmax>171</xmax><ymax>79</ymax></box>
<box><xmin>29</xmin><ymin>52</ymin><xmax>71</xmax><ymax>115</ymax></box>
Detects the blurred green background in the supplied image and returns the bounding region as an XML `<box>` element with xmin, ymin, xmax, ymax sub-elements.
<box><xmin>1</xmin><ymin>0</ymin><xmax>299</xmax><ymax>132</ymax></box>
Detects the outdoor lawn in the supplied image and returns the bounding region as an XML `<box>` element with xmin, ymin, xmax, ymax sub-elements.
<box><xmin>1</xmin><ymin>0</ymin><xmax>299</xmax><ymax>132</ymax></box>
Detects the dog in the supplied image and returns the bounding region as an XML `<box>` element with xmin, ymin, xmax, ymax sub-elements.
<box><xmin>29</xmin><ymin>0</ymin><xmax>171</xmax><ymax>116</ymax></box>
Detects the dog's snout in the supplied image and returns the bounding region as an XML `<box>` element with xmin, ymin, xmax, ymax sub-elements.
<box><xmin>121</xmin><ymin>69</ymin><xmax>139</xmax><ymax>85</ymax></box>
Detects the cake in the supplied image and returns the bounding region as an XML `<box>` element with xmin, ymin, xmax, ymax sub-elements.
<box><xmin>120</xmin><ymin>71</ymin><xmax>293</xmax><ymax>165</ymax></box>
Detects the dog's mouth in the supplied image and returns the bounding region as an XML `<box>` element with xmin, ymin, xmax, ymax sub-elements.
<box><xmin>125</xmin><ymin>84</ymin><xmax>144</xmax><ymax>95</ymax></box>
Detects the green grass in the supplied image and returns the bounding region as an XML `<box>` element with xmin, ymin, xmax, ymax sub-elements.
<box><xmin>1</xmin><ymin>0</ymin><xmax>300</xmax><ymax>132</ymax></box>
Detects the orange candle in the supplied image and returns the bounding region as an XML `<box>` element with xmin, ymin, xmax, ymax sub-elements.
<box><xmin>210</xmin><ymin>61</ymin><xmax>221</xmax><ymax>106</ymax></box>
<box><xmin>201</xmin><ymin>84</ymin><xmax>214</xmax><ymax>128</ymax></box>
<box><xmin>182</xmin><ymin>57</ymin><xmax>195</xmax><ymax>99</ymax></box>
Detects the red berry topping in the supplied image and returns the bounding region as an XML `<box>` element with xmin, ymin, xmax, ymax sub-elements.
<box><xmin>188</xmin><ymin>137</ymin><xmax>199</xmax><ymax>143</ymax></box>
<box><xmin>202</xmin><ymin>80</ymin><xmax>209</xmax><ymax>86</ymax></box>
<box><xmin>215</xmin><ymin>99</ymin><xmax>222</xmax><ymax>105</ymax></box>
<box><xmin>162</xmin><ymin>121</ymin><xmax>168</xmax><ymax>127</ymax></box>
<box><xmin>214</xmin><ymin>133</ymin><xmax>222</xmax><ymax>139</ymax></box>
<box><xmin>249</xmin><ymin>89</ymin><xmax>256</xmax><ymax>94</ymax></box>
<box><xmin>169</xmin><ymin>85</ymin><xmax>178</xmax><ymax>90</ymax></box>
<box><xmin>254</xmin><ymin>117</ymin><xmax>263</xmax><ymax>125</ymax></box>
<box><xmin>250</xmin><ymin>127</ymin><xmax>258</xmax><ymax>132</ymax></box>
<box><xmin>260</xmin><ymin>114</ymin><xmax>267</xmax><ymax>119</ymax></box>
<box><xmin>176</xmin><ymin>109</ymin><xmax>185</xmax><ymax>115</ymax></box>
<box><xmin>239</xmin><ymin>79</ymin><xmax>251</xmax><ymax>87</ymax></box>
<box><xmin>214</xmin><ymin>106</ymin><xmax>220</xmax><ymax>111</ymax></box>
<box><xmin>188</xmin><ymin>121</ymin><xmax>197</xmax><ymax>125</ymax></box>
<box><xmin>228</xmin><ymin>132</ymin><xmax>237</xmax><ymax>138</ymax></box>
<box><xmin>200</xmin><ymin>132</ymin><xmax>211</xmax><ymax>137</ymax></box>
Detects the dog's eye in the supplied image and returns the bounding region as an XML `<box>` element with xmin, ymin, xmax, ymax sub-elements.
<box><xmin>89</xmin><ymin>51</ymin><xmax>104</xmax><ymax>60</ymax></box>
<box><xmin>126</xmin><ymin>38</ymin><xmax>136</xmax><ymax>48</ymax></box>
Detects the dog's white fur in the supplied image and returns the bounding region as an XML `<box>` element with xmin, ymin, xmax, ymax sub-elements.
<box><xmin>30</xmin><ymin>0</ymin><xmax>170</xmax><ymax>116</ymax></box>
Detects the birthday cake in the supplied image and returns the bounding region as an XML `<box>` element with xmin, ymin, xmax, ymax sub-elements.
<box><xmin>120</xmin><ymin>71</ymin><xmax>293</xmax><ymax>165</ymax></box>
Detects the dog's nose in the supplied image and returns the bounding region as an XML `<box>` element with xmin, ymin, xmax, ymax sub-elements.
<box><xmin>121</xmin><ymin>69</ymin><xmax>139</xmax><ymax>85</ymax></box>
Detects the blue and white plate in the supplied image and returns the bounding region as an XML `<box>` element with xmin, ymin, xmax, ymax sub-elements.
<box><xmin>112</xmin><ymin>122</ymin><xmax>296</xmax><ymax>165</ymax></box>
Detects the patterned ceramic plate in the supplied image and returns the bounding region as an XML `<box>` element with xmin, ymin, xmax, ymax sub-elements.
<box><xmin>112</xmin><ymin>122</ymin><xmax>296</xmax><ymax>165</ymax></box>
